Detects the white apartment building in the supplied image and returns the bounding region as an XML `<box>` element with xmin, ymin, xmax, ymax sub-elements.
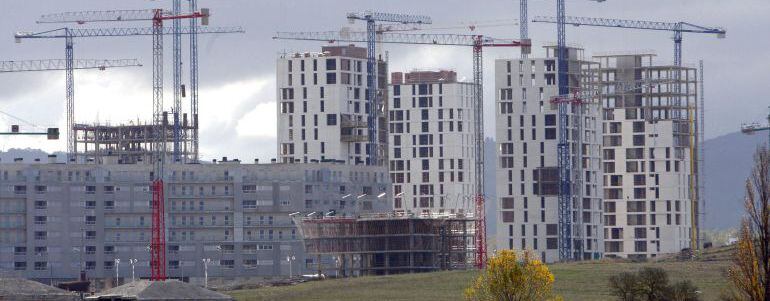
<box><xmin>495</xmin><ymin>47</ymin><xmax>604</xmax><ymax>262</ymax></box>
<box><xmin>595</xmin><ymin>53</ymin><xmax>697</xmax><ymax>259</ymax></box>
<box><xmin>387</xmin><ymin>70</ymin><xmax>476</xmax><ymax>214</ymax></box>
<box><xmin>276</xmin><ymin>45</ymin><xmax>388</xmax><ymax>166</ymax></box>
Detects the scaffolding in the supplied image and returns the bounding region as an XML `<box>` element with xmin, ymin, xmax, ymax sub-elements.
<box><xmin>73</xmin><ymin>112</ymin><xmax>195</xmax><ymax>164</ymax></box>
<box><xmin>294</xmin><ymin>212</ymin><xmax>475</xmax><ymax>276</ymax></box>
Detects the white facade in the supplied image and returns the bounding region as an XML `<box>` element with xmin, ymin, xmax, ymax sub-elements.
<box><xmin>494</xmin><ymin>47</ymin><xmax>604</xmax><ymax>262</ymax></box>
<box><xmin>596</xmin><ymin>54</ymin><xmax>697</xmax><ymax>259</ymax></box>
<box><xmin>387</xmin><ymin>71</ymin><xmax>477</xmax><ymax>214</ymax></box>
<box><xmin>276</xmin><ymin>45</ymin><xmax>387</xmax><ymax>166</ymax></box>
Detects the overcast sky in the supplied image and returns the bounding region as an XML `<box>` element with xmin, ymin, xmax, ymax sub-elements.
<box><xmin>1</xmin><ymin>0</ymin><xmax>768</xmax><ymax>162</ymax></box>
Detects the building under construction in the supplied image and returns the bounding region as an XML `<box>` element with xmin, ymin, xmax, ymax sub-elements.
<box><xmin>73</xmin><ymin>112</ymin><xmax>196</xmax><ymax>164</ymax></box>
<box><xmin>293</xmin><ymin>212</ymin><xmax>475</xmax><ymax>276</ymax></box>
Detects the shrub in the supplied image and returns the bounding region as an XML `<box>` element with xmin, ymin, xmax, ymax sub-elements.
<box><xmin>464</xmin><ymin>250</ymin><xmax>560</xmax><ymax>301</ymax></box>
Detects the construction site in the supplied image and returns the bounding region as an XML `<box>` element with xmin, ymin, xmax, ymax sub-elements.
<box><xmin>0</xmin><ymin>0</ymin><xmax>737</xmax><ymax>299</ymax></box>
<box><xmin>293</xmin><ymin>213</ymin><xmax>475</xmax><ymax>276</ymax></box>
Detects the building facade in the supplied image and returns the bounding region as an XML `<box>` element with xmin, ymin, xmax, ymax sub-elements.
<box><xmin>494</xmin><ymin>47</ymin><xmax>604</xmax><ymax>262</ymax></box>
<box><xmin>0</xmin><ymin>159</ymin><xmax>390</xmax><ymax>282</ymax></box>
<box><xmin>387</xmin><ymin>70</ymin><xmax>477</xmax><ymax>214</ymax></box>
<box><xmin>595</xmin><ymin>53</ymin><xmax>697</xmax><ymax>259</ymax></box>
<box><xmin>276</xmin><ymin>45</ymin><xmax>388</xmax><ymax>166</ymax></box>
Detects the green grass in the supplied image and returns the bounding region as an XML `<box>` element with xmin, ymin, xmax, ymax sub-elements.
<box><xmin>227</xmin><ymin>249</ymin><xmax>733</xmax><ymax>301</ymax></box>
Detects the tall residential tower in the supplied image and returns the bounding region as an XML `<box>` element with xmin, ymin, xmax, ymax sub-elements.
<box><xmin>495</xmin><ymin>47</ymin><xmax>604</xmax><ymax>262</ymax></box>
<box><xmin>388</xmin><ymin>70</ymin><xmax>477</xmax><ymax>214</ymax></box>
<box><xmin>277</xmin><ymin>45</ymin><xmax>388</xmax><ymax>166</ymax></box>
<box><xmin>595</xmin><ymin>53</ymin><xmax>697</xmax><ymax>259</ymax></box>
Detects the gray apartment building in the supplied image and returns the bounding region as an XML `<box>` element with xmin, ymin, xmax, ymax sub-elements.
<box><xmin>0</xmin><ymin>158</ymin><xmax>390</xmax><ymax>283</ymax></box>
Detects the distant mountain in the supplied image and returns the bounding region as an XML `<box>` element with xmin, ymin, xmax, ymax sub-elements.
<box><xmin>0</xmin><ymin>148</ymin><xmax>66</xmax><ymax>163</ymax></box>
<box><xmin>703</xmin><ymin>131</ymin><xmax>767</xmax><ymax>230</ymax></box>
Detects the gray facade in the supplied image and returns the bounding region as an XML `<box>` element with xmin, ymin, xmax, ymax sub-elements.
<box><xmin>0</xmin><ymin>160</ymin><xmax>390</xmax><ymax>282</ymax></box>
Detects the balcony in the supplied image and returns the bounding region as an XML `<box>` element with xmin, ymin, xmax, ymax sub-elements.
<box><xmin>341</xmin><ymin>133</ymin><xmax>368</xmax><ymax>143</ymax></box>
<box><xmin>340</xmin><ymin>114</ymin><xmax>368</xmax><ymax>129</ymax></box>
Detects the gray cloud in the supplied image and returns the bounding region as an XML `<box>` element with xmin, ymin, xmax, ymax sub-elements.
<box><xmin>1</xmin><ymin>0</ymin><xmax>768</xmax><ymax>158</ymax></box>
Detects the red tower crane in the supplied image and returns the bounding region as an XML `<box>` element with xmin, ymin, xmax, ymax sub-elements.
<box><xmin>274</xmin><ymin>31</ymin><xmax>530</xmax><ymax>268</ymax></box>
<box><xmin>34</xmin><ymin>8</ymin><xmax>216</xmax><ymax>281</ymax></box>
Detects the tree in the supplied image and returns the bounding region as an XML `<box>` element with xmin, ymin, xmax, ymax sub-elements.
<box><xmin>464</xmin><ymin>250</ymin><xmax>560</xmax><ymax>301</ymax></box>
<box><xmin>726</xmin><ymin>147</ymin><xmax>770</xmax><ymax>301</ymax></box>
<box><xmin>607</xmin><ymin>268</ymin><xmax>701</xmax><ymax>301</ymax></box>
<box><xmin>668</xmin><ymin>280</ymin><xmax>701</xmax><ymax>301</ymax></box>
<box><xmin>637</xmin><ymin>267</ymin><xmax>670</xmax><ymax>301</ymax></box>
<box><xmin>609</xmin><ymin>272</ymin><xmax>641</xmax><ymax>301</ymax></box>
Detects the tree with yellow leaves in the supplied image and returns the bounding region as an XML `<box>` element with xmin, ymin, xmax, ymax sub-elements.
<box><xmin>464</xmin><ymin>249</ymin><xmax>560</xmax><ymax>301</ymax></box>
<box><xmin>725</xmin><ymin>147</ymin><xmax>770</xmax><ymax>301</ymax></box>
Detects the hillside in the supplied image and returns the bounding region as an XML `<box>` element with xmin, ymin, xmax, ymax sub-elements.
<box><xmin>0</xmin><ymin>148</ymin><xmax>66</xmax><ymax>163</ymax></box>
<box><xmin>703</xmin><ymin>131</ymin><xmax>767</xmax><ymax>229</ymax></box>
<box><xmin>226</xmin><ymin>247</ymin><xmax>733</xmax><ymax>301</ymax></box>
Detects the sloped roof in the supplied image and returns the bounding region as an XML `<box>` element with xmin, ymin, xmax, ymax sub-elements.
<box><xmin>0</xmin><ymin>278</ymin><xmax>79</xmax><ymax>301</ymax></box>
<box><xmin>86</xmin><ymin>279</ymin><xmax>232</xmax><ymax>301</ymax></box>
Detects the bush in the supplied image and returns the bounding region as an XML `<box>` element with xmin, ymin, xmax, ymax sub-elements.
<box><xmin>608</xmin><ymin>268</ymin><xmax>701</xmax><ymax>301</ymax></box>
<box><xmin>464</xmin><ymin>250</ymin><xmax>560</xmax><ymax>301</ymax></box>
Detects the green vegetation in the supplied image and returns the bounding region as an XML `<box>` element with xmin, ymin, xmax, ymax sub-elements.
<box><xmin>227</xmin><ymin>249</ymin><xmax>732</xmax><ymax>301</ymax></box>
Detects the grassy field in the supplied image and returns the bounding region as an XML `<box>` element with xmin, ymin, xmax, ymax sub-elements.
<box><xmin>227</xmin><ymin>248</ymin><xmax>733</xmax><ymax>301</ymax></box>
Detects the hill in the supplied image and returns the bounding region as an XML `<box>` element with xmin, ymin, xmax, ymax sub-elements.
<box><xmin>0</xmin><ymin>148</ymin><xmax>65</xmax><ymax>163</ymax></box>
<box><xmin>226</xmin><ymin>247</ymin><xmax>733</xmax><ymax>301</ymax></box>
<box><xmin>703</xmin><ymin>131</ymin><xmax>767</xmax><ymax>229</ymax></box>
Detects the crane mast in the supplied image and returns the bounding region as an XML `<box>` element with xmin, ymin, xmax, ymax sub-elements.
<box><xmin>345</xmin><ymin>11</ymin><xmax>431</xmax><ymax>166</ymax></box>
<box><xmin>189</xmin><ymin>0</ymin><xmax>200</xmax><ymax>163</ymax></box>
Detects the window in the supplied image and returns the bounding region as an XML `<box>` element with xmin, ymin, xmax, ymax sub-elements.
<box><xmin>35</xmin><ymin>200</ymin><xmax>47</xmax><ymax>209</ymax></box>
<box><xmin>545</xmin><ymin>128</ymin><xmax>556</xmax><ymax>140</ymax></box>
<box><xmin>326</xmin><ymin>73</ymin><xmax>337</xmax><ymax>84</ymax></box>
<box><xmin>325</xmin><ymin>58</ymin><xmax>336</xmax><ymax>70</ymax></box>
<box><xmin>326</xmin><ymin>114</ymin><xmax>337</xmax><ymax>125</ymax></box>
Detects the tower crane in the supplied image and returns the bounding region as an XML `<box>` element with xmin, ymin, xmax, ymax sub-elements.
<box><xmin>531</xmin><ymin>15</ymin><xmax>726</xmax><ymax>69</ymax></box>
<box><xmin>1</xmin><ymin>58</ymin><xmax>141</xmax><ymax>140</ymax></box>
<box><xmin>274</xmin><ymin>30</ymin><xmax>530</xmax><ymax>268</ymax></box>
<box><xmin>14</xmin><ymin>25</ymin><xmax>243</xmax><ymax>164</ymax></box>
<box><xmin>532</xmin><ymin>15</ymin><xmax>724</xmax><ymax>254</ymax></box>
<box><xmin>544</xmin><ymin>0</ymin><xmax>606</xmax><ymax>261</ymax></box>
<box><xmin>188</xmin><ymin>0</ymin><xmax>201</xmax><ymax>163</ymax></box>
<box><xmin>30</xmin><ymin>10</ymin><xmax>241</xmax><ymax>281</ymax></box>
<box><xmin>37</xmin><ymin>8</ymin><xmax>217</xmax><ymax>164</ymax></box>
<box><xmin>345</xmin><ymin>11</ymin><xmax>432</xmax><ymax>167</ymax></box>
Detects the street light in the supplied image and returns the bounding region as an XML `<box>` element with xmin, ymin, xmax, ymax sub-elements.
<box><xmin>334</xmin><ymin>256</ymin><xmax>340</xmax><ymax>278</ymax></box>
<box><xmin>114</xmin><ymin>258</ymin><xmax>120</xmax><ymax>286</ymax></box>
<box><xmin>128</xmin><ymin>259</ymin><xmax>138</xmax><ymax>282</ymax></box>
<box><xmin>286</xmin><ymin>254</ymin><xmax>296</xmax><ymax>278</ymax></box>
<box><xmin>201</xmin><ymin>258</ymin><xmax>211</xmax><ymax>288</ymax></box>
